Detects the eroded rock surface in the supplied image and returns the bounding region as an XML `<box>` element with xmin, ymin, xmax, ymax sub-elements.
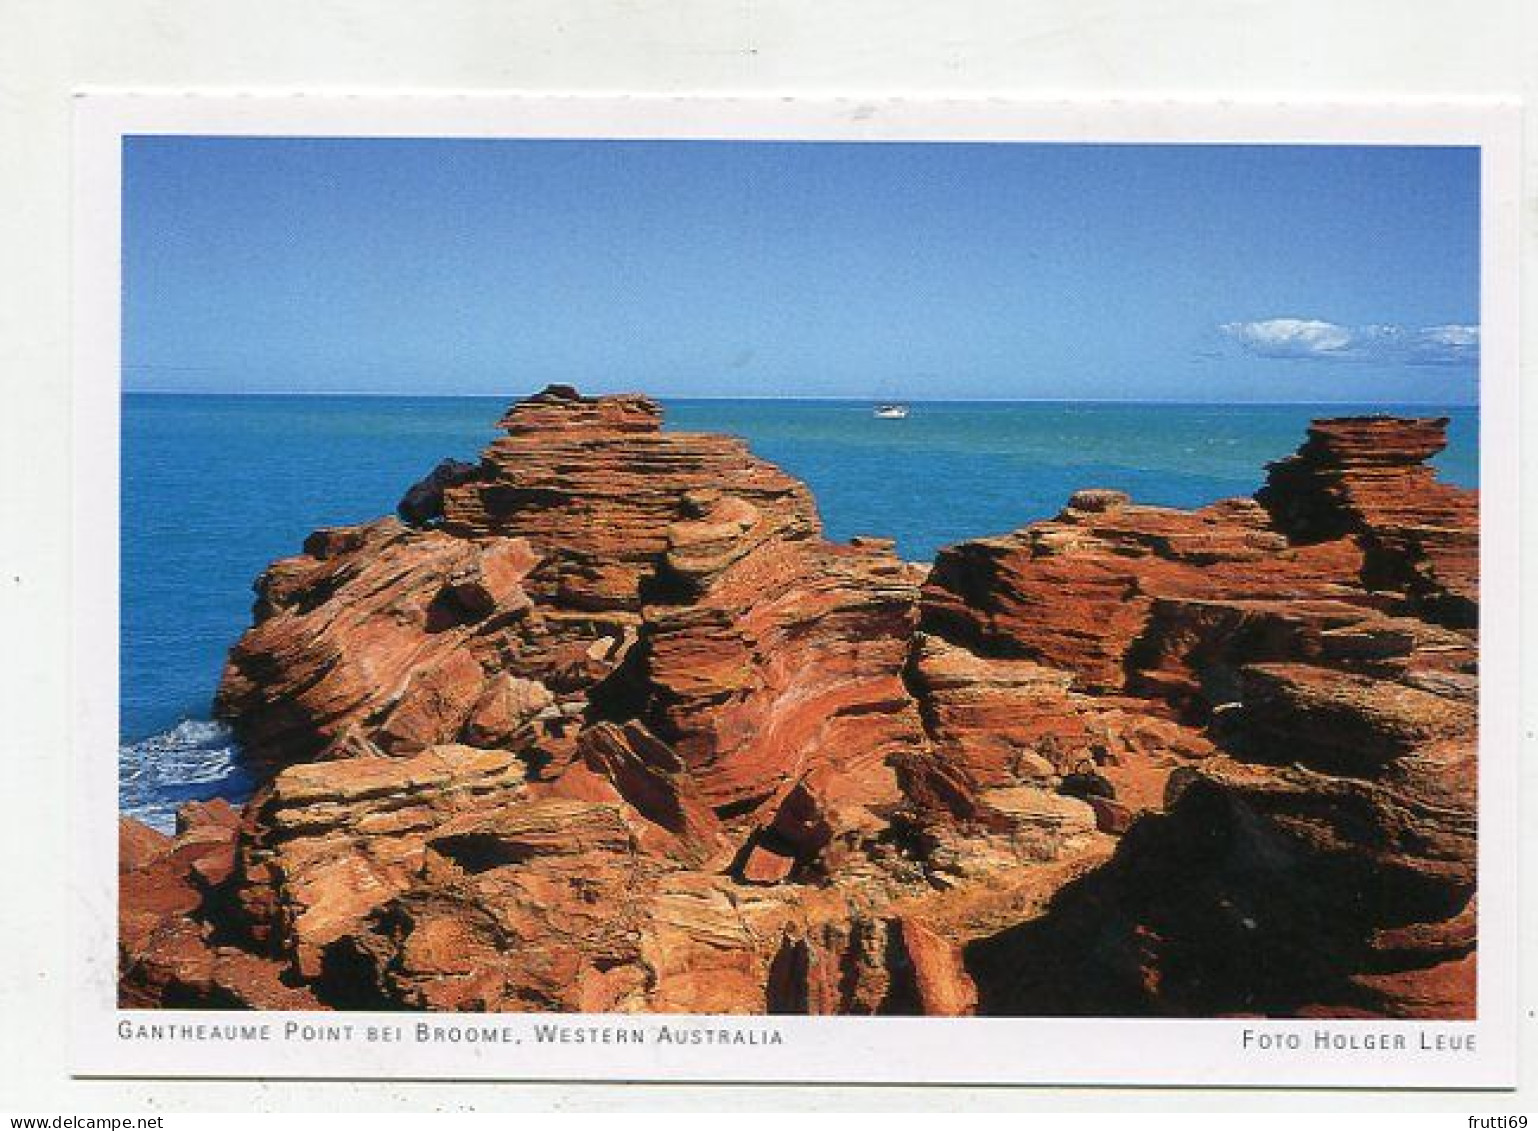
<box><xmin>122</xmin><ymin>391</ymin><xmax>1477</xmax><ymax>1018</ymax></box>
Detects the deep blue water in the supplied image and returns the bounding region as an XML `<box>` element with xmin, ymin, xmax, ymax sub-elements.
<box><xmin>120</xmin><ymin>394</ymin><xmax>1477</xmax><ymax>828</ymax></box>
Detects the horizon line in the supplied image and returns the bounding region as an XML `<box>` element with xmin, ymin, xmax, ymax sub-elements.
<box><xmin>120</xmin><ymin>389</ymin><xmax>1480</xmax><ymax>409</ymax></box>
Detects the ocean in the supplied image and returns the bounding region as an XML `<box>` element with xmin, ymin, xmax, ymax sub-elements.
<box><xmin>120</xmin><ymin>394</ymin><xmax>1478</xmax><ymax>830</ymax></box>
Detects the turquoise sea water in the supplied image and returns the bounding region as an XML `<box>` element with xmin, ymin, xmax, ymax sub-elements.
<box><xmin>120</xmin><ymin>394</ymin><xmax>1477</xmax><ymax>828</ymax></box>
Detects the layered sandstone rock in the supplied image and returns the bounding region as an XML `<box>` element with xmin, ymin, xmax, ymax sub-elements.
<box><xmin>120</xmin><ymin>396</ymin><xmax>1477</xmax><ymax>1020</ymax></box>
<box><xmin>1257</xmin><ymin>416</ymin><xmax>1478</xmax><ymax>626</ymax></box>
<box><xmin>118</xmin><ymin>803</ymin><xmax>321</xmax><ymax>1009</ymax></box>
<box><xmin>935</xmin><ymin>418</ymin><xmax>1479</xmax><ymax>1018</ymax></box>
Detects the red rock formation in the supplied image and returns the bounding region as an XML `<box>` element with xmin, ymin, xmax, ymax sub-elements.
<box><xmin>765</xmin><ymin>914</ymin><xmax>977</xmax><ymax>1016</ymax></box>
<box><xmin>439</xmin><ymin>385</ymin><xmax>820</xmax><ymax>612</ymax></box>
<box><xmin>1257</xmin><ymin>416</ymin><xmax>1478</xmax><ymax>626</ymax></box>
<box><xmin>923</xmin><ymin>491</ymin><xmax>1374</xmax><ymax>696</ymax></box>
<box><xmin>215</xmin><ymin>520</ymin><xmax>545</xmax><ymax>763</ymax></box>
<box><xmin>119</xmin><ymin>803</ymin><xmax>320</xmax><ymax>1009</ymax></box>
<box><xmin>120</xmin><ymin>396</ymin><xmax>1477</xmax><ymax>1021</ymax></box>
<box><xmin>624</xmin><ymin>531</ymin><xmax>926</xmax><ymax>813</ymax></box>
<box><xmin>942</xmin><ymin>417</ymin><xmax>1478</xmax><ymax>1018</ymax></box>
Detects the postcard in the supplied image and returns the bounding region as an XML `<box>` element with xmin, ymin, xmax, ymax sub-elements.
<box><xmin>73</xmin><ymin>93</ymin><xmax>1520</xmax><ymax>1087</ymax></box>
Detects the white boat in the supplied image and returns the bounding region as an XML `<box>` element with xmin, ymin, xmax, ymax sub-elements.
<box><xmin>873</xmin><ymin>403</ymin><xmax>910</xmax><ymax>419</ymax></box>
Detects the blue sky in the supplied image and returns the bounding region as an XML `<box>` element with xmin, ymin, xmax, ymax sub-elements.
<box><xmin>123</xmin><ymin>138</ymin><xmax>1479</xmax><ymax>403</ymax></box>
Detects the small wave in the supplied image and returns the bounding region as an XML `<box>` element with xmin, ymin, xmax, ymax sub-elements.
<box><xmin>119</xmin><ymin>718</ymin><xmax>258</xmax><ymax>834</ymax></box>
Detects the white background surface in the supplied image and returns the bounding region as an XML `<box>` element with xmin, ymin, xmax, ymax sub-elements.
<box><xmin>2</xmin><ymin>0</ymin><xmax>1534</xmax><ymax>1114</ymax></box>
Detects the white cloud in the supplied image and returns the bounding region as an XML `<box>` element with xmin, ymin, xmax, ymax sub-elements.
<box><xmin>1222</xmin><ymin>318</ymin><xmax>1479</xmax><ymax>367</ymax></box>
<box><xmin>1221</xmin><ymin>318</ymin><xmax>1355</xmax><ymax>358</ymax></box>
<box><xmin>1411</xmin><ymin>323</ymin><xmax>1480</xmax><ymax>365</ymax></box>
<box><xmin>1421</xmin><ymin>324</ymin><xmax>1479</xmax><ymax>347</ymax></box>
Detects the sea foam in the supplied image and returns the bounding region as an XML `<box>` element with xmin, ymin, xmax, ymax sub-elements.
<box><xmin>118</xmin><ymin>718</ymin><xmax>257</xmax><ymax>833</ymax></box>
